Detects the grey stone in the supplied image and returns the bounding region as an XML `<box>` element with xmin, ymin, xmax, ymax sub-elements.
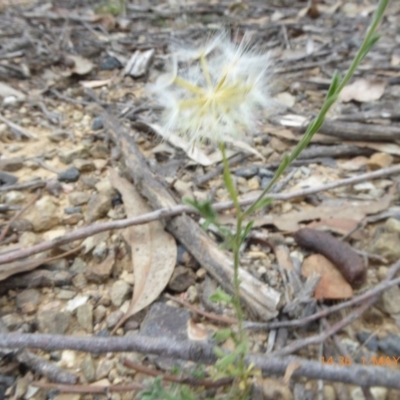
<box><xmin>48</xmin><ymin>131</ymin><xmax>70</xmax><ymax>143</ymax></box>
<box><xmin>258</xmin><ymin>168</ymin><xmax>274</xmax><ymax>177</ymax></box>
<box><xmin>92</xmin><ymin>242</ymin><xmax>108</xmax><ymax>262</ymax></box>
<box><xmin>25</xmin><ymin>196</ymin><xmax>59</xmax><ymax>232</ymax></box>
<box><xmin>81</xmin><ymin>175</ymin><xmax>100</xmax><ymax>189</ymax></box>
<box><xmin>45</xmin><ymin>258</ymin><xmax>67</xmax><ymax>271</ymax></box>
<box><xmin>168</xmin><ymin>266</ymin><xmax>196</xmax><ymax>293</ymax></box>
<box><xmin>140</xmin><ymin>302</ymin><xmax>190</xmax><ymax>342</ymax></box>
<box><xmin>261</xmin><ymin>176</ymin><xmax>272</xmax><ymax>190</ymax></box>
<box><xmin>37</xmin><ymin>310</ymin><xmax>71</xmax><ymax>334</ymax></box>
<box><xmin>0</xmin><ymin>171</ymin><xmax>18</xmax><ymax>185</ymax></box>
<box><xmin>10</xmin><ymin>219</ymin><xmax>33</xmax><ymax>233</ymax></box>
<box><xmin>94</xmin><ymin>305</ymin><xmax>107</xmax><ymax>324</ymax></box>
<box><xmin>85</xmin><ymin>193</ymin><xmax>112</xmax><ymax>223</ymax></box>
<box><xmin>370</xmin><ymin>232</ymin><xmax>400</xmax><ymax>262</ymax></box>
<box><xmin>233</xmin><ymin>166</ymin><xmax>259</xmax><ymax>179</ymax></box>
<box><xmin>89</xmin><ymin>143</ymin><xmax>109</xmax><ymax>159</ymax></box>
<box><xmin>69</xmin><ymin>191</ymin><xmax>90</xmax><ymax>206</ymax></box>
<box><xmin>64</xmin><ymin>206</ymin><xmax>82</xmax><ymax>215</ymax></box>
<box><xmin>59</xmin><ymin>146</ymin><xmax>88</xmax><ymax>164</ymax></box>
<box><xmin>0</xmin><ymin>157</ymin><xmax>24</xmax><ymax>172</ymax></box>
<box><xmin>377</xmin><ymin>285</ymin><xmax>400</xmax><ymax>314</ymax></box>
<box><xmin>70</xmin><ymin>258</ymin><xmax>87</xmax><ymax>274</ymax></box>
<box><xmin>4</xmin><ymin>191</ymin><xmax>25</xmax><ymax>204</ymax></box>
<box><xmin>73</xmin><ymin>159</ymin><xmax>96</xmax><ymax>172</ymax></box>
<box><xmin>76</xmin><ymin>303</ymin><xmax>93</xmax><ymax>333</ymax></box>
<box><xmin>96</xmin><ymin>359</ymin><xmax>114</xmax><ymax>380</ymax></box>
<box><xmin>56</xmin><ymin>289</ymin><xmax>76</xmax><ymax>300</ymax></box>
<box><xmin>72</xmin><ymin>273</ymin><xmax>87</xmax><ymax>289</ymax></box>
<box><xmin>63</xmin><ymin>214</ymin><xmax>83</xmax><ymax>226</ymax></box>
<box><xmin>95</xmin><ymin>179</ymin><xmax>115</xmax><ymax>197</ymax></box>
<box><xmin>357</xmin><ymin>331</ymin><xmax>379</xmax><ymax>352</ymax></box>
<box><xmin>16</xmin><ymin>289</ymin><xmax>40</xmax><ymax>314</ymax></box>
<box><xmin>1</xmin><ymin>313</ymin><xmax>23</xmax><ymax>330</ymax></box>
<box><xmin>100</xmin><ymin>57</ymin><xmax>122</xmax><ymax>71</ymax></box>
<box><xmin>110</xmin><ymin>280</ymin><xmax>131</xmax><ymax>307</ymax></box>
<box><xmin>384</xmin><ymin>217</ymin><xmax>400</xmax><ymax>234</ymax></box>
<box><xmin>57</xmin><ymin>167</ymin><xmax>80</xmax><ymax>183</ymax></box>
<box><xmin>45</xmin><ymin>179</ymin><xmax>63</xmax><ymax>197</ymax></box>
<box><xmin>378</xmin><ymin>334</ymin><xmax>400</xmax><ymax>357</ymax></box>
<box><xmin>86</xmin><ymin>250</ymin><xmax>115</xmax><ymax>283</ymax></box>
<box><xmin>91</xmin><ymin>117</ymin><xmax>103</xmax><ymax>130</ymax></box>
<box><xmin>81</xmin><ymin>354</ymin><xmax>96</xmax><ymax>382</ymax></box>
<box><xmin>106</xmin><ymin>310</ymin><xmax>124</xmax><ymax>329</ymax></box>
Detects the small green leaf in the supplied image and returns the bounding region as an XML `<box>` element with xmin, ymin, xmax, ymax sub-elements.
<box><xmin>216</xmin><ymin>352</ymin><xmax>237</xmax><ymax>370</ymax></box>
<box><xmin>240</xmin><ymin>221</ymin><xmax>254</xmax><ymax>244</ymax></box>
<box><xmin>251</xmin><ymin>197</ymin><xmax>273</xmax><ymax>213</ymax></box>
<box><xmin>213</xmin><ymin>328</ymin><xmax>233</xmax><ymax>343</ymax></box>
<box><xmin>184</xmin><ymin>198</ymin><xmax>217</xmax><ymax>220</ymax></box>
<box><xmin>214</xmin><ymin>346</ymin><xmax>226</xmax><ymax>358</ymax></box>
<box><xmin>210</xmin><ymin>288</ymin><xmax>233</xmax><ymax>304</ymax></box>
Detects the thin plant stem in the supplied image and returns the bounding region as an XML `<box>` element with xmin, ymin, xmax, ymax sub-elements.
<box><xmin>220</xmin><ymin>143</ymin><xmax>248</xmax><ymax>397</ymax></box>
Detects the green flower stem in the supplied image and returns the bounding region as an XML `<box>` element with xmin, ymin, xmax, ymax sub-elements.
<box><xmin>219</xmin><ymin>143</ymin><xmax>247</xmax><ymax>393</ymax></box>
<box><xmin>243</xmin><ymin>0</ymin><xmax>390</xmax><ymax>217</ymax></box>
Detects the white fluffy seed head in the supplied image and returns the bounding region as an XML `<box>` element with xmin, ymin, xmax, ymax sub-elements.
<box><xmin>150</xmin><ymin>33</ymin><xmax>273</xmax><ymax>146</ymax></box>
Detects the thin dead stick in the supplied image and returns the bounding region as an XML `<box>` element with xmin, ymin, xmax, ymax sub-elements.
<box><xmin>165</xmin><ymin>294</ymin><xmax>236</xmax><ymax>325</ymax></box>
<box><xmin>0</xmin><ymin>179</ymin><xmax>46</xmax><ymax>192</ymax></box>
<box><xmin>123</xmin><ymin>358</ymin><xmax>233</xmax><ymax>388</ymax></box>
<box><xmin>245</xmin><ymin>257</ymin><xmax>400</xmax><ymax>331</ymax></box>
<box><xmin>2</xmin><ymin>333</ymin><xmax>400</xmax><ymax>389</ymax></box>
<box><xmin>32</xmin><ymin>381</ymin><xmax>145</xmax><ymax>393</ymax></box>
<box><xmin>1</xmin><ymin>164</ymin><xmax>399</xmax><ymax>265</ymax></box>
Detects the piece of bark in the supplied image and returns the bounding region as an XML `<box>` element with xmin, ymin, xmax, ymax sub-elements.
<box><xmin>298</xmin><ymin>145</ymin><xmax>372</xmax><ymax>159</ymax></box>
<box><xmin>101</xmin><ymin>110</ymin><xmax>281</xmax><ymax>320</ymax></box>
<box><xmin>0</xmin><ymin>270</ymin><xmax>72</xmax><ymax>295</ymax></box>
<box><xmin>293</xmin><ymin>228</ymin><xmax>366</xmax><ymax>287</ymax></box>
<box><xmin>16</xmin><ymin>350</ymin><xmax>77</xmax><ymax>384</ymax></box>
<box><xmin>300</xmin><ymin>120</ymin><xmax>400</xmax><ymax>142</ymax></box>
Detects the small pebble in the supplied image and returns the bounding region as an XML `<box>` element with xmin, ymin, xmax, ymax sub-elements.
<box><xmin>110</xmin><ymin>281</ymin><xmax>131</xmax><ymax>307</ymax></box>
<box><xmin>100</xmin><ymin>56</ymin><xmax>122</xmax><ymax>71</ymax></box>
<box><xmin>72</xmin><ymin>273</ymin><xmax>87</xmax><ymax>289</ymax></box>
<box><xmin>56</xmin><ymin>289</ymin><xmax>77</xmax><ymax>300</ymax></box>
<box><xmin>261</xmin><ymin>176</ymin><xmax>272</xmax><ymax>190</ymax></box>
<box><xmin>73</xmin><ymin>159</ymin><xmax>96</xmax><ymax>172</ymax></box>
<box><xmin>234</xmin><ymin>166</ymin><xmax>259</xmax><ymax>179</ymax></box>
<box><xmin>64</xmin><ymin>206</ymin><xmax>82</xmax><ymax>215</ymax></box>
<box><xmin>69</xmin><ymin>191</ymin><xmax>90</xmax><ymax>206</ymax></box>
<box><xmin>58</xmin><ymin>167</ymin><xmax>80</xmax><ymax>183</ymax></box>
<box><xmin>4</xmin><ymin>191</ymin><xmax>25</xmax><ymax>204</ymax></box>
<box><xmin>106</xmin><ymin>310</ymin><xmax>124</xmax><ymax>329</ymax></box>
<box><xmin>94</xmin><ymin>305</ymin><xmax>107</xmax><ymax>324</ymax></box>
<box><xmin>356</xmin><ymin>331</ymin><xmax>379</xmax><ymax>352</ymax></box>
<box><xmin>91</xmin><ymin>116</ymin><xmax>104</xmax><ymax>130</ymax></box>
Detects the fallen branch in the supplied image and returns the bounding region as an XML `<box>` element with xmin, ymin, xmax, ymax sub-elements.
<box><xmin>1</xmin><ymin>332</ymin><xmax>400</xmax><ymax>389</ymax></box>
<box><xmin>1</xmin><ymin>164</ymin><xmax>399</xmax><ymax>265</ymax></box>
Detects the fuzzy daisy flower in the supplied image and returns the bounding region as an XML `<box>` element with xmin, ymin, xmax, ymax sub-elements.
<box><xmin>151</xmin><ymin>33</ymin><xmax>273</xmax><ymax>146</ymax></box>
